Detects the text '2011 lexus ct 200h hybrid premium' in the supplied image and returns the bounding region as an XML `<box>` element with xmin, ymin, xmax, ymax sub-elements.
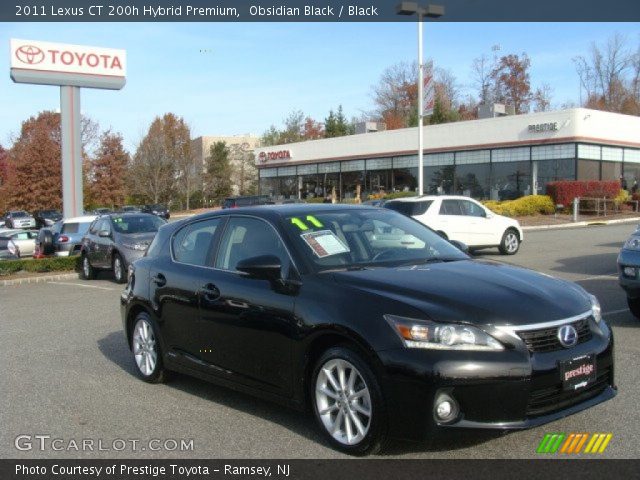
<box><xmin>121</xmin><ymin>204</ymin><xmax>615</xmax><ymax>455</ymax></box>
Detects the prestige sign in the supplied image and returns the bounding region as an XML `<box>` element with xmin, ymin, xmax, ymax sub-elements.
<box><xmin>528</xmin><ymin>122</ymin><xmax>558</xmax><ymax>133</ymax></box>
<box><xmin>10</xmin><ymin>38</ymin><xmax>126</xmax><ymax>89</ymax></box>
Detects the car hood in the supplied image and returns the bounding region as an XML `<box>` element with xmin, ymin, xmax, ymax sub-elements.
<box><xmin>116</xmin><ymin>232</ymin><xmax>156</xmax><ymax>244</ymax></box>
<box><xmin>331</xmin><ymin>260</ymin><xmax>590</xmax><ymax>326</ymax></box>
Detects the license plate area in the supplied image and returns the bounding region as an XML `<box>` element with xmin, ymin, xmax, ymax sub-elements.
<box><xmin>560</xmin><ymin>354</ymin><xmax>596</xmax><ymax>391</ymax></box>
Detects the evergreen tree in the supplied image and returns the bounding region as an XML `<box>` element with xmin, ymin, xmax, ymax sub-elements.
<box><xmin>204</xmin><ymin>141</ymin><xmax>233</xmax><ymax>205</ymax></box>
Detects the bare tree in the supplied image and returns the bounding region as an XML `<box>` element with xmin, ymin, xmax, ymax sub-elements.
<box><xmin>471</xmin><ymin>55</ymin><xmax>493</xmax><ymax>105</ymax></box>
<box><xmin>532</xmin><ymin>83</ymin><xmax>554</xmax><ymax>112</ymax></box>
<box><xmin>370</xmin><ymin>61</ymin><xmax>418</xmax><ymax>129</ymax></box>
<box><xmin>229</xmin><ymin>142</ymin><xmax>257</xmax><ymax>196</ymax></box>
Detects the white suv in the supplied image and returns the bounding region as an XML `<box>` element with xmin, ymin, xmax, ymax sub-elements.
<box><xmin>384</xmin><ymin>195</ymin><xmax>524</xmax><ymax>255</ymax></box>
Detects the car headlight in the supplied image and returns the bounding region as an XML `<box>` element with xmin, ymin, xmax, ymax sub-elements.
<box><xmin>589</xmin><ymin>294</ymin><xmax>602</xmax><ymax>323</ymax></box>
<box><xmin>122</xmin><ymin>242</ymin><xmax>147</xmax><ymax>251</ymax></box>
<box><xmin>384</xmin><ymin>314</ymin><xmax>504</xmax><ymax>351</ymax></box>
<box><xmin>623</xmin><ymin>236</ymin><xmax>640</xmax><ymax>250</ymax></box>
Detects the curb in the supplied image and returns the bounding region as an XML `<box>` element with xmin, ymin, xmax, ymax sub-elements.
<box><xmin>523</xmin><ymin>216</ymin><xmax>640</xmax><ymax>231</ymax></box>
<box><xmin>0</xmin><ymin>272</ymin><xmax>79</xmax><ymax>287</ymax></box>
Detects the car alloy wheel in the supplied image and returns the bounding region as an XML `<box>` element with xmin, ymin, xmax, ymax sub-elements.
<box><xmin>113</xmin><ymin>254</ymin><xmax>125</xmax><ymax>283</ymax></box>
<box><xmin>132</xmin><ymin>318</ymin><xmax>157</xmax><ymax>377</ymax></box>
<box><xmin>315</xmin><ymin>358</ymin><xmax>372</xmax><ymax>446</ymax></box>
<box><xmin>500</xmin><ymin>229</ymin><xmax>520</xmax><ymax>255</ymax></box>
<box><xmin>82</xmin><ymin>255</ymin><xmax>95</xmax><ymax>280</ymax></box>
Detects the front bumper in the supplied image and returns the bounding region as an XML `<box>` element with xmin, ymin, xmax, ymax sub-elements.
<box><xmin>377</xmin><ymin>319</ymin><xmax>615</xmax><ymax>441</ymax></box>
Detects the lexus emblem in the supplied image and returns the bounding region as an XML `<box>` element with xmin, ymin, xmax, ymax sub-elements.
<box><xmin>557</xmin><ymin>325</ymin><xmax>578</xmax><ymax>348</ymax></box>
<box><xmin>15</xmin><ymin>45</ymin><xmax>45</xmax><ymax>65</ymax></box>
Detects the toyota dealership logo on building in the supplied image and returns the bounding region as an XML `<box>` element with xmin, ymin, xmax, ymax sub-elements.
<box><xmin>258</xmin><ymin>150</ymin><xmax>292</xmax><ymax>163</ymax></box>
<box><xmin>15</xmin><ymin>45</ymin><xmax>45</xmax><ymax>65</ymax></box>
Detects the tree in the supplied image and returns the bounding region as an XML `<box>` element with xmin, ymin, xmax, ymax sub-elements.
<box><xmin>371</xmin><ymin>61</ymin><xmax>418</xmax><ymax>130</ymax></box>
<box><xmin>229</xmin><ymin>142</ymin><xmax>257</xmax><ymax>196</ymax></box>
<box><xmin>8</xmin><ymin>111</ymin><xmax>63</xmax><ymax>211</ymax></box>
<box><xmin>203</xmin><ymin>141</ymin><xmax>233</xmax><ymax>205</ymax></box>
<box><xmin>260</xmin><ymin>125</ymin><xmax>281</xmax><ymax>147</ymax></box>
<box><xmin>90</xmin><ymin>131</ymin><xmax>129</xmax><ymax>208</ymax></box>
<box><xmin>0</xmin><ymin>145</ymin><xmax>10</xmax><ymax>213</ymax></box>
<box><xmin>532</xmin><ymin>83</ymin><xmax>554</xmax><ymax>112</ymax></box>
<box><xmin>325</xmin><ymin>105</ymin><xmax>350</xmax><ymax>137</ymax></box>
<box><xmin>129</xmin><ymin>114</ymin><xmax>185</xmax><ymax>205</ymax></box>
<box><xmin>490</xmin><ymin>53</ymin><xmax>532</xmax><ymax>114</ymax></box>
<box><xmin>574</xmin><ymin>33</ymin><xmax>638</xmax><ymax>115</ymax></box>
<box><xmin>302</xmin><ymin>116</ymin><xmax>324</xmax><ymax>140</ymax></box>
<box><xmin>472</xmin><ymin>55</ymin><xmax>493</xmax><ymax>105</ymax></box>
<box><xmin>280</xmin><ymin>110</ymin><xmax>305</xmax><ymax>144</ymax></box>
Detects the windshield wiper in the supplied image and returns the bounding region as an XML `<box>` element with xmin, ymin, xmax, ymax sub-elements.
<box><xmin>397</xmin><ymin>257</ymin><xmax>462</xmax><ymax>267</ymax></box>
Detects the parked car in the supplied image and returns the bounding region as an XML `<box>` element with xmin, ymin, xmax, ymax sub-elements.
<box><xmin>38</xmin><ymin>215</ymin><xmax>97</xmax><ymax>257</ymax></box>
<box><xmin>33</xmin><ymin>209</ymin><xmax>63</xmax><ymax>229</ymax></box>
<box><xmin>0</xmin><ymin>229</ymin><xmax>38</xmax><ymax>257</ymax></box>
<box><xmin>141</xmin><ymin>204</ymin><xmax>170</xmax><ymax>220</ymax></box>
<box><xmin>4</xmin><ymin>210</ymin><xmax>36</xmax><ymax>229</ymax></box>
<box><xmin>81</xmin><ymin>213</ymin><xmax>166</xmax><ymax>283</ymax></box>
<box><xmin>0</xmin><ymin>235</ymin><xmax>20</xmax><ymax>260</ymax></box>
<box><xmin>121</xmin><ymin>204</ymin><xmax>614</xmax><ymax>455</ymax></box>
<box><xmin>222</xmin><ymin>195</ymin><xmax>271</xmax><ymax>209</ymax></box>
<box><xmin>384</xmin><ymin>195</ymin><xmax>524</xmax><ymax>255</ymax></box>
<box><xmin>617</xmin><ymin>227</ymin><xmax>640</xmax><ymax>319</ymax></box>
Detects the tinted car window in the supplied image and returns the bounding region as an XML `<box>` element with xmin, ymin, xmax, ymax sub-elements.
<box><xmin>172</xmin><ymin>218</ymin><xmax>220</xmax><ymax>266</ymax></box>
<box><xmin>11</xmin><ymin>211</ymin><xmax>28</xmax><ymax>218</ymax></box>
<box><xmin>385</xmin><ymin>200</ymin><xmax>433</xmax><ymax>216</ymax></box>
<box><xmin>439</xmin><ymin>200</ymin><xmax>463</xmax><ymax>215</ymax></box>
<box><xmin>460</xmin><ymin>200</ymin><xmax>486</xmax><ymax>217</ymax></box>
<box><xmin>62</xmin><ymin>222</ymin><xmax>80</xmax><ymax>234</ymax></box>
<box><xmin>215</xmin><ymin>217</ymin><xmax>288</xmax><ymax>271</ymax></box>
<box><xmin>112</xmin><ymin>215</ymin><xmax>165</xmax><ymax>234</ymax></box>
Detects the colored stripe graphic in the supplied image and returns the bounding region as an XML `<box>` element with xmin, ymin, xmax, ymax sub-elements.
<box><xmin>538</xmin><ymin>433</ymin><xmax>612</xmax><ymax>454</ymax></box>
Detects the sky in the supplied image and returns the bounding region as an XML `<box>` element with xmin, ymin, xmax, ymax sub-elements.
<box><xmin>1</xmin><ymin>22</ymin><xmax>638</xmax><ymax>151</ymax></box>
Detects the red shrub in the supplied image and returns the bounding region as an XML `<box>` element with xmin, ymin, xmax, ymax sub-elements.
<box><xmin>546</xmin><ymin>181</ymin><xmax>620</xmax><ymax>207</ymax></box>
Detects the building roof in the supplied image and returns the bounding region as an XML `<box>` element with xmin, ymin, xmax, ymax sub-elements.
<box><xmin>255</xmin><ymin>108</ymin><xmax>640</xmax><ymax>168</ymax></box>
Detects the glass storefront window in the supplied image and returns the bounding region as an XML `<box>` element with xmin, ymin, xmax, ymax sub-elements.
<box><xmin>280</xmin><ymin>176</ymin><xmax>298</xmax><ymax>198</ymax></box>
<box><xmin>577</xmin><ymin>144</ymin><xmax>601</xmax><ymax>160</ymax></box>
<box><xmin>532</xmin><ymin>144</ymin><xmax>575</xmax><ymax>160</ymax></box>
<box><xmin>490</xmin><ymin>161</ymin><xmax>531</xmax><ymax>200</ymax></box>
<box><xmin>342</xmin><ymin>171</ymin><xmax>365</xmax><ymax>200</ymax></box>
<box><xmin>454</xmin><ymin>163</ymin><xmax>490</xmax><ymax>198</ymax></box>
<box><xmin>367</xmin><ymin>169</ymin><xmax>392</xmax><ymax>197</ymax></box>
<box><xmin>425</xmin><ymin>165</ymin><xmax>455</xmax><ymax>195</ymax></box>
<box><xmin>393</xmin><ymin>167</ymin><xmax>418</xmax><ymax>193</ymax></box>
<box><xmin>535</xmin><ymin>159</ymin><xmax>576</xmax><ymax>194</ymax></box>
<box><xmin>602</xmin><ymin>161</ymin><xmax>622</xmax><ymax>183</ymax></box>
<box><xmin>577</xmin><ymin>160</ymin><xmax>600</xmax><ymax>180</ymax></box>
<box><xmin>318</xmin><ymin>172</ymin><xmax>340</xmax><ymax>200</ymax></box>
<box><xmin>259</xmin><ymin>177</ymin><xmax>280</xmax><ymax>198</ymax></box>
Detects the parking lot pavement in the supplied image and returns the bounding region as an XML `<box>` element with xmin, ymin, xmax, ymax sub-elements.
<box><xmin>1</xmin><ymin>224</ymin><xmax>639</xmax><ymax>459</ymax></box>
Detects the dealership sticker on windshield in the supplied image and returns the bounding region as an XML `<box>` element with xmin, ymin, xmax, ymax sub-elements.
<box><xmin>301</xmin><ymin>230</ymin><xmax>350</xmax><ymax>258</ymax></box>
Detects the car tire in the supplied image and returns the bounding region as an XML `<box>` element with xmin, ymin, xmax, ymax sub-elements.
<box><xmin>41</xmin><ymin>230</ymin><xmax>54</xmax><ymax>256</ymax></box>
<box><xmin>311</xmin><ymin>346</ymin><xmax>387</xmax><ymax>456</ymax></box>
<box><xmin>130</xmin><ymin>312</ymin><xmax>167</xmax><ymax>383</ymax></box>
<box><xmin>81</xmin><ymin>254</ymin><xmax>96</xmax><ymax>280</ymax></box>
<box><xmin>499</xmin><ymin>228</ymin><xmax>520</xmax><ymax>255</ymax></box>
<box><xmin>627</xmin><ymin>296</ymin><xmax>640</xmax><ymax>319</ymax></box>
<box><xmin>113</xmin><ymin>253</ymin><xmax>127</xmax><ymax>284</ymax></box>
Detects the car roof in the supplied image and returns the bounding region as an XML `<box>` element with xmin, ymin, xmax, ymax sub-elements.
<box><xmin>63</xmin><ymin>215</ymin><xmax>97</xmax><ymax>223</ymax></box>
<box><xmin>386</xmin><ymin>195</ymin><xmax>477</xmax><ymax>202</ymax></box>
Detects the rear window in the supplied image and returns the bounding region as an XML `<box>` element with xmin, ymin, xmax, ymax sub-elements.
<box><xmin>61</xmin><ymin>222</ymin><xmax>92</xmax><ymax>234</ymax></box>
<box><xmin>11</xmin><ymin>211</ymin><xmax>28</xmax><ymax>218</ymax></box>
<box><xmin>385</xmin><ymin>200</ymin><xmax>433</xmax><ymax>216</ymax></box>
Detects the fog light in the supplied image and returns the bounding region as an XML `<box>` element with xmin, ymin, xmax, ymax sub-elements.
<box><xmin>624</xmin><ymin>266</ymin><xmax>636</xmax><ymax>278</ymax></box>
<box><xmin>434</xmin><ymin>394</ymin><xmax>458</xmax><ymax>422</ymax></box>
<box><xmin>436</xmin><ymin>401</ymin><xmax>452</xmax><ymax>419</ymax></box>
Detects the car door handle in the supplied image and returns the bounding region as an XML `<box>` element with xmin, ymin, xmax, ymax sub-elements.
<box><xmin>152</xmin><ymin>273</ymin><xmax>166</xmax><ymax>287</ymax></box>
<box><xmin>199</xmin><ymin>283</ymin><xmax>220</xmax><ymax>301</ymax></box>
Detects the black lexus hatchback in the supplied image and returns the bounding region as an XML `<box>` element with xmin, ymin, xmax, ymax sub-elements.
<box><xmin>121</xmin><ymin>205</ymin><xmax>615</xmax><ymax>455</ymax></box>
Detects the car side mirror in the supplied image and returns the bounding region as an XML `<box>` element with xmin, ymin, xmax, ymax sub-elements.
<box><xmin>98</xmin><ymin>230</ymin><xmax>111</xmax><ymax>238</ymax></box>
<box><xmin>449</xmin><ymin>240</ymin><xmax>469</xmax><ymax>253</ymax></box>
<box><xmin>236</xmin><ymin>255</ymin><xmax>282</xmax><ymax>281</ymax></box>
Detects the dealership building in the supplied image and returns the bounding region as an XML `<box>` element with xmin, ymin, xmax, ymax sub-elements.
<box><xmin>254</xmin><ymin>108</ymin><xmax>640</xmax><ymax>201</ymax></box>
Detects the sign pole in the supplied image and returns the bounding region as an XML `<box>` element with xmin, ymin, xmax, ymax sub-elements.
<box><xmin>60</xmin><ymin>85</ymin><xmax>83</xmax><ymax>218</ymax></box>
<box><xmin>417</xmin><ymin>12</ymin><xmax>424</xmax><ymax>196</ymax></box>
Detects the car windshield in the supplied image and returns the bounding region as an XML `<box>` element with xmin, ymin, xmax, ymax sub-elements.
<box><xmin>11</xmin><ymin>211</ymin><xmax>28</xmax><ymax>218</ymax></box>
<box><xmin>112</xmin><ymin>215</ymin><xmax>165</xmax><ymax>234</ymax></box>
<box><xmin>283</xmin><ymin>208</ymin><xmax>467</xmax><ymax>271</ymax></box>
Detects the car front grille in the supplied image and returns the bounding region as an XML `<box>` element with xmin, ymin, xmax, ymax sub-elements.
<box><xmin>526</xmin><ymin>366</ymin><xmax>611</xmax><ymax>417</ymax></box>
<box><xmin>516</xmin><ymin>317</ymin><xmax>592</xmax><ymax>353</ymax></box>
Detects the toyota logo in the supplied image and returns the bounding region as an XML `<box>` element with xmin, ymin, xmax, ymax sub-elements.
<box><xmin>258</xmin><ymin>152</ymin><xmax>267</xmax><ymax>163</ymax></box>
<box><xmin>557</xmin><ymin>325</ymin><xmax>578</xmax><ymax>348</ymax></box>
<box><xmin>15</xmin><ymin>45</ymin><xmax>45</xmax><ymax>65</ymax></box>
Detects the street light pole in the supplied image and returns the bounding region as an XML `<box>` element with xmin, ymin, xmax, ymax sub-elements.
<box><xmin>396</xmin><ymin>2</ymin><xmax>444</xmax><ymax>196</ymax></box>
<box><xmin>417</xmin><ymin>11</ymin><xmax>424</xmax><ymax>196</ymax></box>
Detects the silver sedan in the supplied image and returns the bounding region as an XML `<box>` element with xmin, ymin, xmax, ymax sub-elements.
<box><xmin>1</xmin><ymin>229</ymin><xmax>38</xmax><ymax>257</ymax></box>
